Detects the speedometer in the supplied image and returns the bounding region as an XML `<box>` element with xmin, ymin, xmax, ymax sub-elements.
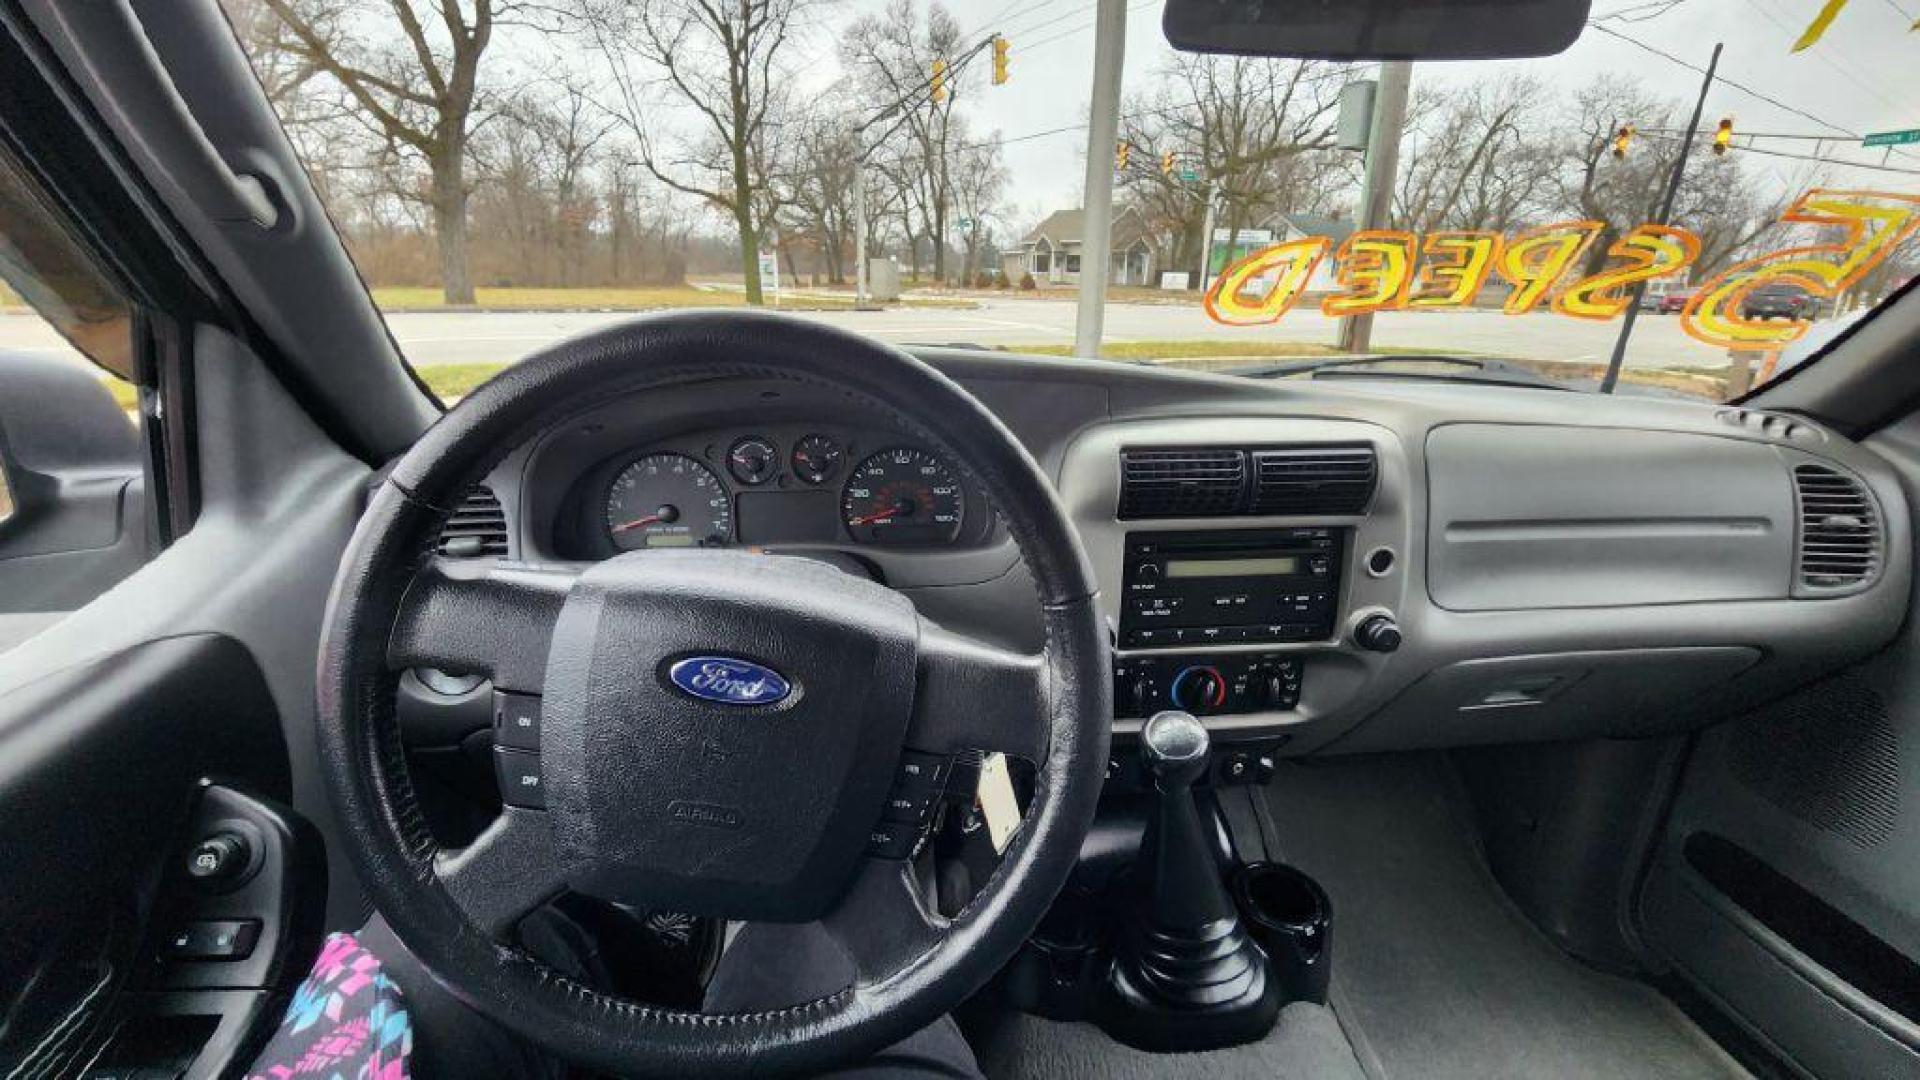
<box><xmin>842</xmin><ymin>447</ymin><xmax>965</xmax><ymax>546</ymax></box>
<box><xmin>606</xmin><ymin>453</ymin><xmax>732</xmax><ymax>551</ymax></box>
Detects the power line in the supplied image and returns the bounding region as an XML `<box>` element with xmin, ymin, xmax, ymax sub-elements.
<box><xmin>1587</xmin><ymin>22</ymin><xmax>1863</xmax><ymax>138</ymax></box>
<box><xmin>1739</xmin><ymin>0</ymin><xmax>1911</xmax><ymax>119</ymax></box>
<box><xmin>1009</xmin><ymin>0</ymin><xmax>1158</xmax><ymax>56</ymax></box>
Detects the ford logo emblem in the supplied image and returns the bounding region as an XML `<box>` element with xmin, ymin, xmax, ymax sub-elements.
<box><xmin>666</xmin><ymin>656</ymin><xmax>793</xmax><ymax>707</ymax></box>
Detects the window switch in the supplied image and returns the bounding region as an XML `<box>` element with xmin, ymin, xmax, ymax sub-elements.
<box><xmin>163</xmin><ymin>919</ymin><xmax>260</xmax><ymax>962</ymax></box>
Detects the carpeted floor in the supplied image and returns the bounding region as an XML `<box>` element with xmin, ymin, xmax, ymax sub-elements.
<box><xmin>976</xmin><ymin>753</ymin><xmax>1748</xmax><ymax>1080</ymax></box>
<box><xmin>1263</xmin><ymin>754</ymin><xmax>1748</xmax><ymax>1080</ymax></box>
<box><xmin>976</xmin><ymin>1001</ymin><xmax>1366</xmax><ymax>1080</ymax></box>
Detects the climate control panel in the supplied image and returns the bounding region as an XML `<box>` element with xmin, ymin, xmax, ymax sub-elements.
<box><xmin>1113</xmin><ymin>652</ymin><xmax>1302</xmax><ymax>719</ymax></box>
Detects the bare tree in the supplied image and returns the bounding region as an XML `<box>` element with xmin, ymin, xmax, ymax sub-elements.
<box><xmin>782</xmin><ymin>103</ymin><xmax>863</xmax><ymax>283</ymax></box>
<box><xmin>844</xmin><ymin>0</ymin><xmax>967</xmax><ymax>283</ymax></box>
<box><xmin>588</xmin><ymin>0</ymin><xmax>818</xmax><ymax>304</ymax></box>
<box><xmin>255</xmin><ymin>0</ymin><xmax>527</xmax><ymax>303</ymax></box>
<box><xmin>1393</xmin><ymin>76</ymin><xmax>1553</xmax><ymax>233</ymax></box>
<box><xmin>949</xmin><ymin>124</ymin><xmax>1007</xmax><ymax>283</ymax></box>
<box><xmin>1118</xmin><ymin>54</ymin><xmax>1346</xmax><ymax>285</ymax></box>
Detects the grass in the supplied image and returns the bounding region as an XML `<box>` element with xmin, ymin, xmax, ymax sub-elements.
<box><xmin>368</xmin><ymin>284</ymin><xmax>975</xmax><ymax>312</ymax></box>
<box><xmin>416</xmin><ymin>362</ymin><xmax>513</xmax><ymax>402</ymax></box>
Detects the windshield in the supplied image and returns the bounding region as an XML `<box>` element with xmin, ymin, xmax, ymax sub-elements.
<box><xmin>226</xmin><ymin>0</ymin><xmax>1920</xmax><ymax>404</ymax></box>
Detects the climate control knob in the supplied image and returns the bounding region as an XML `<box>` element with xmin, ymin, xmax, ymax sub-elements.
<box><xmin>1169</xmin><ymin>665</ymin><xmax>1228</xmax><ymax>714</ymax></box>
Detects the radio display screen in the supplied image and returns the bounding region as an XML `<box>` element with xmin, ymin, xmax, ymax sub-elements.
<box><xmin>1165</xmin><ymin>556</ymin><xmax>1300</xmax><ymax>579</ymax></box>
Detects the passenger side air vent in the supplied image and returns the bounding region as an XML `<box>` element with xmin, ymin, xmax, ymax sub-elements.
<box><xmin>1119</xmin><ymin>449</ymin><xmax>1246</xmax><ymax>519</ymax></box>
<box><xmin>1251</xmin><ymin>446</ymin><xmax>1377</xmax><ymax>515</ymax></box>
<box><xmin>436</xmin><ymin>485</ymin><xmax>509</xmax><ymax>558</ymax></box>
<box><xmin>1794</xmin><ymin>464</ymin><xmax>1879</xmax><ymax>591</ymax></box>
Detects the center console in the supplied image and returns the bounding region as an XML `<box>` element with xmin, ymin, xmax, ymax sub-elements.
<box><xmin>1113</xmin><ymin>527</ymin><xmax>1341</xmax><ymax>720</ymax></box>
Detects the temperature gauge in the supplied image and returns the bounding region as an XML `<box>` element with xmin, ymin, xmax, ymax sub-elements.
<box><xmin>728</xmin><ymin>437</ymin><xmax>778</xmax><ymax>485</ymax></box>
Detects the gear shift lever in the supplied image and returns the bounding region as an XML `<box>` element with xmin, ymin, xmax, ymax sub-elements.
<box><xmin>1098</xmin><ymin>711</ymin><xmax>1280</xmax><ymax>1051</ymax></box>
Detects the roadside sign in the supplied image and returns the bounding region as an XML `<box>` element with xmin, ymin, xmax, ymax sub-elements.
<box><xmin>1178</xmin><ymin>168</ymin><xmax>1199</xmax><ymax>182</ymax></box>
<box><xmin>1863</xmin><ymin>129</ymin><xmax>1920</xmax><ymax>148</ymax></box>
<box><xmin>957</xmin><ymin>217</ymin><xmax>974</xmax><ymax>233</ymax></box>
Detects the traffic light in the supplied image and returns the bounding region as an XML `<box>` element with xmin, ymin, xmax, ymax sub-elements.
<box><xmin>930</xmin><ymin>59</ymin><xmax>947</xmax><ymax>103</ymax></box>
<box><xmin>1116</xmin><ymin>140</ymin><xmax>1131</xmax><ymax>170</ymax></box>
<box><xmin>1161</xmin><ymin>150</ymin><xmax>1176</xmax><ymax>176</ymax></box>
<box><xmin>1713</xmin><ymin>117</ymin><xmax>1733</xmax><ymax>156</ymax></box>
<box><xmin>992</xmin><ymin>35</ymin><xmax>1009</xmax><ymax>86</ymax></box>
<box><xmin>1611</xmin><ymin>124</ymin><xmax>1634</xmax><ymax>159</ymax></box>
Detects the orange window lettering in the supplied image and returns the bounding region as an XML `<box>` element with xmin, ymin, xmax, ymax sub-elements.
<box><xmin>1321</xmin><ymin>231</ymin><xmax>1417</xmax><ymax>316</ymax></box>
<box><xmin>1204</xmin><ymin>238</ymin><xmax>1331</xmax><ymax>326</ymax></box>
<box><xmin>1497</xmin><ymin>221</ymin><xmax>1603</xmax><ymax>314</ymax></box>
<box><xmin>1683</xmin><ymin>189</ymin><xmax>1920</xmax><ymax>351</ymax></box>
<box><xmin>1408</xmin><ymin>232</ymin><xmax>1502</xmax><ymax>309</ymax></box>
<box><xmin>1555</xmin><ymin>224</ymin><xmax>1700</xmax><ymax>321</ymax></box>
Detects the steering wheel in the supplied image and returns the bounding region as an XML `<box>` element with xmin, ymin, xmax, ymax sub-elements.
<box><xmin>315</xmin><ymin>312</ymin><xmax>1111</xmax><ymax>1076</ymax></box>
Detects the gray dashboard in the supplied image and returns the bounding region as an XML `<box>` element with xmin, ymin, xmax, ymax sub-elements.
<box><xmin>468</xmin><ymin>346</ymin><xmax>1910</xmax><ymax>757</ymax></box>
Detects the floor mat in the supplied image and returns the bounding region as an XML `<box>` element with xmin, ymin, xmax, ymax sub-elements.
<box><xmin>975</xmin><ymin>1002</ymin><xmax>1367</xmax><ymax>1080</ymax></box>
<box><xmin>1263</xmin><ymin>754</ymin><xmax>1748</xmax><ymax>1080</ymax></box>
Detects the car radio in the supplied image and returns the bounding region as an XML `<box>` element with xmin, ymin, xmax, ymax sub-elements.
<box><xmin>1119</xmin><ymin>528</ymin><xmax>1343</xmax><ymax>649</ymax></box>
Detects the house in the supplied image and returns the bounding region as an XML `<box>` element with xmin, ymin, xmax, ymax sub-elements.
<box><xmin>1001</xmin><ymin>206</ymin><xmax>1157</xmax><ymax>286</ymax></box>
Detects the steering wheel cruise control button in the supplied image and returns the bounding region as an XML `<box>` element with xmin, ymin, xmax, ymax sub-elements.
<box><xmin>866</xmin><ymin>819</ymin><xmax>924</xmax><ymax>859</ymax></box>
<box><xmin>494</xmin><ymin>748</ymin><xmax>545</xmax><ymax>808</ymax></box>
<box><xmin>495</xmin><ymin>692</ymin><xmax>542</xmax><ymax>751</ymax></box>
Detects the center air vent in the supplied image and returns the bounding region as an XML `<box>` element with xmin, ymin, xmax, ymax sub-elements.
<box><xmin>1252</xmin><ymin>446</ymin><xmax>1377</xmax><ymax>515</ymax></box>
<box><xmin>1119</xmin><ymin>444</ymin><xmax>1378</xmax><ymax>519</ymax></box>
<box><xmin>436</xmin><ymin>485</ymin><xmax>509</xmax><ymax>558</ymax></box>
<box><xmin>1119</xmin><ymin>449</ymin><xmax>1245</xmax><ymax>519</ymax></box>
<box><xmin>1794</xmin><ymin>464</ymin><xmax>1879</xmax><ymax>592</ymax></box>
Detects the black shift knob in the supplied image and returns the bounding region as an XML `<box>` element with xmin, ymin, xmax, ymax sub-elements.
<box><xmin>1142</xmin><ymin>710</ymin><xmax>1210</xmax><ymax>787</ymax></box>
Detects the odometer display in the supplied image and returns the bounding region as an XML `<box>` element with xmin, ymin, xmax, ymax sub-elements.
<box><xmin>842</xmin><ymin>448</ymin><xmax>965</xmax><ymax>546</ymax></box>
<box><xmin>606</xmin><ymin>453</ymin><xmax>732</xmax><ymax>550</ymax></box>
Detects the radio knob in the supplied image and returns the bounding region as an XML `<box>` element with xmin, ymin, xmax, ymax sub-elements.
<box><xmin>1355</xmin><ymin>613</ymin><xmax>1403</xmax><ymax>653</ymax></box>
<box><xmin>1170</xmin><ymin>665</ymin><xmax>1227</xmax><ymax>714</ymax></box>
<box><xmin>1136</xmin><ymin>563</ymin><xmax>1161</xmax><ymax>581</ymax></box>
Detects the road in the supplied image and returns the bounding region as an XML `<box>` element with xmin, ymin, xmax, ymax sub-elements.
<box><xmin>0</xmin><ymin>295</ymin><xmax>1729</xmax><ymax>372</ymax></box>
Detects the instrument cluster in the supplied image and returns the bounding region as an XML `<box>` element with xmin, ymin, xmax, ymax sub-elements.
<box><xmin>555</xmin><ymin>423</ymin><xmax>988</xmax><ymax>559</ymax></box>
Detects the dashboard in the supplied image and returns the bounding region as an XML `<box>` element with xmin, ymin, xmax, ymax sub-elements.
<box><xmin>426</xmin><ymin>345</ymin><xmax>1911</xmax><ymax>764</ymax></box>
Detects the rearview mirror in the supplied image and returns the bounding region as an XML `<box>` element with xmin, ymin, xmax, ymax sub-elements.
<box><xmin>1161</xmin><ymin>0</ymin><xmax>1592</xmax><ymax>60</ymax></box>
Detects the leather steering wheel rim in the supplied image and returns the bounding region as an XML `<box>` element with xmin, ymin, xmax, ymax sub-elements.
<box><xmin>316</xmin><ymin>311</ymin><xmax>1111</xmax><ymax>1077</ymax></box>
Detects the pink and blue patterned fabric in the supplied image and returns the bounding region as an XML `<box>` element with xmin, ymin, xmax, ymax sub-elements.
<box><xmin>245</xmin><ymin>932</ymin><xmax>413</xmax><ymax>1080</ymax></box>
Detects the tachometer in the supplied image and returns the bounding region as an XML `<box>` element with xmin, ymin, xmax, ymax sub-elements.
<box><xmin>606</xmin><ymin>453</ymin><xmax>732</xmax><ymax>550</ymax></box>
<box><xmin>842</xmin><ymin>447</ymin><xmax>965</xmax><ymax>546</ymax></box>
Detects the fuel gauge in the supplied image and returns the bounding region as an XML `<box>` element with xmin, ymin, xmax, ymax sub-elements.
<box><xmin>790</xmin><ymin>434</ymin><xmax>842</xmax><ymax>485</ymax></box>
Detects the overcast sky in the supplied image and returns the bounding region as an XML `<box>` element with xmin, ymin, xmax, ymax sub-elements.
<box><xmin>749</xmin><ymin>0</ymin><xmax>1920</xmax><ymax>225</ymax></box>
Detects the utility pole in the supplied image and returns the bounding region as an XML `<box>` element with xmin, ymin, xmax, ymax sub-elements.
<box><xmin>1600</xmin><ymin>42</ymin><xmax>1722</xmax><ymax>393</ymax></box>
<box><xmin>1196</xmin><ymin>181</ymin><xmax>1218</xmax><ymax>292</ymax></box>
<box><xmin>1075</xmin><ymin>0</ymin><xmax>1127</xmax><ymax>359</ymax></box>
<box><xmin>854</xmin><ymin>153</ymin><xmax>870</xmax><ymax>308</ymax></box>
<box><xmin>1336</xmin><ymin>60</ymin><xmax>1411</xmax><ymax>354</ymax></box>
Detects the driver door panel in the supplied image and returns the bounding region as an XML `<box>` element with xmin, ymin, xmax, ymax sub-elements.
<box><xmin>0</xmin><ymin>633</ymin><xmax>312</xmax><ymax>1077</ymax></box>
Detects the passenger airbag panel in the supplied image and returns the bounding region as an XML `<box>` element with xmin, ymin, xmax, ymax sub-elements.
<box><xmin>1427</xmin><ymin>424</ymin><xmax>1794</xmax><ymax>610</ymax></box>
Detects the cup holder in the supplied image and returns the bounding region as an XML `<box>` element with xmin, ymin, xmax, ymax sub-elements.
<box><xmin>1232</xmin><ymin>862</ymin><xmax>1332</xmax><ymax>1005</ymax></box>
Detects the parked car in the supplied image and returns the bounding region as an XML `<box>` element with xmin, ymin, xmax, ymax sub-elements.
<box><xmin>1741</xmin><ymin>283</ymin><xmax>1815</xmax><ymax>320</ymax></box>
<box><xmin>1655</xmin><ymin>288</ymin><xmax>1696</xmax><ymax>314</ymax></box>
